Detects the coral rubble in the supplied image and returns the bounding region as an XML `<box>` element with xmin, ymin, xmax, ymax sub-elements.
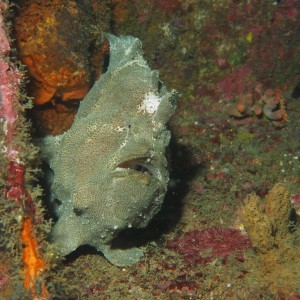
<box><xmin>228</xmin><ymin>86</ymin><xmax>288</xmax><ymax>126</ymax></box>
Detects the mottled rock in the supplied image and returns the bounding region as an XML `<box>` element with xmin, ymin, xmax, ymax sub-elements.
<box><xmin>40</xmin><ymin>34</ymin><xmax>178</xmax><ymax>266</ymax></box>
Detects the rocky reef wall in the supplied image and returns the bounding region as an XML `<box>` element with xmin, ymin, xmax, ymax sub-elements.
<box><xmin>1</xmin><ymin>0</ymin><xmax>300</xmax><ymax>299</ymax></box>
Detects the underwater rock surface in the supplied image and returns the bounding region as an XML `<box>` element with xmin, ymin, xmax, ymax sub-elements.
<box><xmin>40</xmin><ymin>34</ymin><xmax>178</xmax><ymax>266</ymax></box>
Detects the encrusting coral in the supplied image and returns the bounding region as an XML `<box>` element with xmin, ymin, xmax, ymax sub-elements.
<box><xmin>40</xmin><ymin>33</ymin><xmax>179</xmax><ymax>267</ymax></box>
<box><xmin>21</xmin><ymin>218</ymin><xmax>49</xmax><ymax>298</ymax></box>
<box><xmin>14</xmin><ymin>0</ymin><xmax>111</xmax><ymax>105</ymax></box>
<box><xmin>228</xmin><ymin>85</ymin><xmax>288</xmax><ymax>126</ymax></box>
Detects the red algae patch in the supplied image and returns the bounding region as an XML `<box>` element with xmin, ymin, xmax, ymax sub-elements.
<box><xmin>167</xmin><ymin>227</ymin><xmax>251</xmax><ymax>265</ymax></box>
<box><xmin>154</xmin><ymin>0</ymin><xmax>181</xmax><ymax>13</ymax></box>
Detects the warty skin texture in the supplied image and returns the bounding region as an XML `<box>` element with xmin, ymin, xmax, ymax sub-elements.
<box><xmin>40</xmin><ymin>34</ymin><xmax>178</xmax><ymax>266</ymax></box>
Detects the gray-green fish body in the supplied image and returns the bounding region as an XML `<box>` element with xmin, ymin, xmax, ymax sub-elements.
<box><xmin>41</xmin><ymin>34</ymin><xmax>178</xmax><ymax>266</ymax></box>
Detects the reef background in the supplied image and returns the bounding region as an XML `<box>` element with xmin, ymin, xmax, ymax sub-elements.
<box><xmin>1</xmin><ymin>0</ymin><xmax>300</xmax><ymax>299</ymax></box>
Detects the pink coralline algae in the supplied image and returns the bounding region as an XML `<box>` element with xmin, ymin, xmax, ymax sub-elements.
<box><xmin>0</xmin><ymin>5</ymin><xmax>22</xmax><ymax>141</ymax></box>
<box><xmin>0</xmin><ymin>266</ymin><xmax>9</xmax><ymax>291</ymax></box>
<box><xmin>154</xmin><ymin>0</ymin><xmax>181</xmax><ymax>13</ymax></box>
<box><xmin>274</xmin><ymin>0</ymin><xmax>298</xmax><ymax>22</ymax></box>
<box><xmin>0</xmin><ymin>4</ymin><xmax>9</xmax><ymax>55</ymax></box>
<box><xmin>292</xmin><ymin>194</ymin><xmax>300</xmax><ymax>217</ymax></box>
<box><xmin>4</xmin><ymin>161</ymin><xmax>36</xmax><ymax>218</ymax></box>
<box><xmin>0</xmin><ymin>4</ymin><xmax>29</xmax><ymax>209</ymax></box>
<box><xmin>217</xmin><ymin>66</ymin><xmax>254</xmax><ymax>101</ymax></box>
<box><xmin>167</xmin><ymin>227</ymin><xmax>251</xmax><ymax>265</ymax></box>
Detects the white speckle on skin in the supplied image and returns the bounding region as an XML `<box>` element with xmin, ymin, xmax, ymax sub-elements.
<box><xmin>114</xmin><ymin>126</ymin><xmax>126</xmax><ymax>132</ymax></box>
<box><xmin>137</xmin><ymin>92</ymin><xmax>161</xmax><ymax>114</ymax></box>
